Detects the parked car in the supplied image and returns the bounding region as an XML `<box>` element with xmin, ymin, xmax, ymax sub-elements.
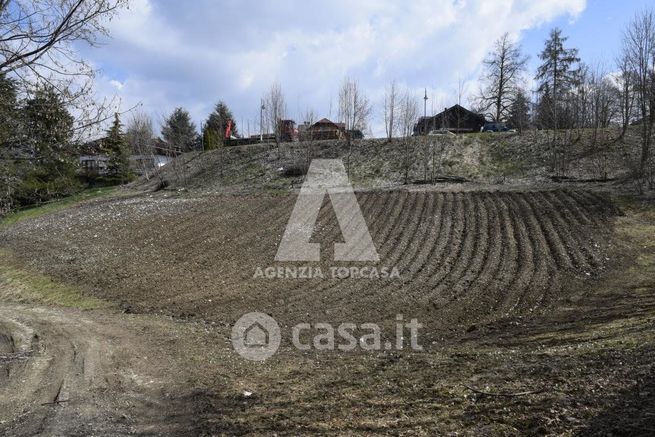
<box><xmin>347</xmin><ymin>129</ymin><xmax>364</xmax><ymax>140</ymax></box>
<box><xmin>482</xmin><ymin>122</ymin><xmax>509</xmax><ymax>132</ymax></box>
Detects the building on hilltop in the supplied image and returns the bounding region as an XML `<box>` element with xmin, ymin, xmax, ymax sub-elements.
<box><xmin>413</xmin><ymin>104</ymin><xmax>486</xmax><ymax>136</ymax></box>
<box><xmin>308</xmin><ymin>118</ymin><xmax>346</xmax><ymax>140</ymax></box>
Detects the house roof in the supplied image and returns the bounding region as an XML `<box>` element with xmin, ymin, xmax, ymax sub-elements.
<box><xmin>436</xmin><ymin>104</ymin><xmax>482</xmax><ymax>118</ymax></box>
<box><xmin>419</xmin><ymin>104</ymin><xmax>485</xmax><ymax>125</ymax></box>
<box><xmin>311</xmin><ymin>118</ymin><xmax>345</xmax><ymax>129</ymax></box>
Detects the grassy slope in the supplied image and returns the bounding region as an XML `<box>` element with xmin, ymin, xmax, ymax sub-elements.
<box><xmin>0</xmin><ymin>249</ymin><xmax>108</xmax><ymax>310</ymax></box>
<box><xmin>0</xmin><ymin>187</ymin><xmax>121</xmax><ymax>310</ymax></box>
<box><xmin>0</xmin><ymin>186</ymin><xmax>118</xmax><ymax>227</ymax></box>
<box><xmin>135</xmin><ymin>127</ymin><xmax>640</xmax><ymax>194</ymax></box>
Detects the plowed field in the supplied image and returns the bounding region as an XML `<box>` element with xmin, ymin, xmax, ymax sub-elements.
<box><xmin>0</xmin><ymin>189</ymin><xmax>617</xmax><ymax>330</ymax></box>
<box><xmin>2</xmin><ymin>187</ymin><xmax>654</xmax><ymax>435</ymax></box>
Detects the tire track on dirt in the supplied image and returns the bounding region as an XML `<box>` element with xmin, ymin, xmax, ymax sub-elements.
<box><xmin>0</xmin><ymin>305</ymin><xmax>200</xmax><ymax>436</ymax></box>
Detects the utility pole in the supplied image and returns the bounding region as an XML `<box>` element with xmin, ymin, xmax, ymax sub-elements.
<box><xmin>260</xmin><ymin>100</ymin><xmax>265</xmax><ymax>142</ymax></box>
<box><xmin>457</xmin><ymin>77</ymin><xmax>463</xmax><ymax>135</ymax></box>
<box><xmin>423</xmin><ymin>88</ymin><xmax>428</xmax><ymax>135</ymax></box>
<box><xmin>200</xmin><ymin>121</ymin><xmax>204</xmax><ymax>151</ymax></box>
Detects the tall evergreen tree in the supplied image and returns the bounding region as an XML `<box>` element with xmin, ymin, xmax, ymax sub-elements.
<box><xmin>23</xmin><ymin>86</ymin><xmax>75</xmax><ymax>161</ymax></box>
<box><xmin>19</xmin><ymin>86</ymin><xmax>78</xmax><ymax>204</ymax></box>
<box><xmin>508</xmin><ymin>90</ymin><xmax>531</xmax><ymax>133</ymax></box>
<box><xmin>0</xmin><ymin>75</ymin><xmax>18</xmax><ymax>214</ymax></box>
<box><xmin>162</xmin><ymin>107</ymin><xmax>197</xmax><ymax>152</ymax></box>
<box><xmin>535</xmin><ymin>28</ymin><xmax>580</xmax><ymax>128</ymax></box>
<box><xmin>202</xmin><ymin>127</ymin><xmax>219</xmax><ymax>151</ymax></box>
<box><xmin>0</xmin><ymin>74</ymin><xmax>17</xmax><ymax>148</ymax></box>
<box><xmin>103</xmin><ymin>113</ymin><xmax>131</xmax><ymax>183</ymax></box>
<box><xmin>203</xmin><ymin>101</ymin><xmax>237</xmax><ymax>143</ymax></box>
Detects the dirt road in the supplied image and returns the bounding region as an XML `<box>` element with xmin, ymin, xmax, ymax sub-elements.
<box><xmin>0</xmin><ymin>304</ymin><xmax>218</xmax><ymax>436</ymax></box>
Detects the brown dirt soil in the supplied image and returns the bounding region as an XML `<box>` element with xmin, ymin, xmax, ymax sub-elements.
<box><xmin>0</xmin><ymin>187</ymin><xmax>653</xmax><ymax>435</ymax></box>
<box><xmin>0</xmin><ymin>190</ymin><xmax>618</xmax><ymax>327</ymax></box>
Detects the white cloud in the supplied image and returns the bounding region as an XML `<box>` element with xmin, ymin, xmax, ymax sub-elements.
<box><xmin>85</xmin><ymin>0</ymin><xmax>586</xmax><ymax>137</ymax></box>
<box><xmin>109</xmin><ymin>80</ymin><xmax>124</xmax><ymax>90</ymax></box>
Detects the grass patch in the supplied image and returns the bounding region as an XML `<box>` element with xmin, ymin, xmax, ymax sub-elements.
<box><xmin>1</xmin><ymin>187</ymin><xmax>118</xmax><ymax>227</ymax></box>
<box><xmin>0</xmin><ymin>249</ymin><xmax>109</xmax><ymax>310</ymax></box>
<box><xmin>616</xmin><ymin>202</ymin><xmax>655</xmax><ymax>249</ymax></box>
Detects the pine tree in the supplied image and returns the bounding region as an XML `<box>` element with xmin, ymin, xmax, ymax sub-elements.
<box><xmin>508</xmin><ymin>90</ymin><xmax>531</xmax><ymax>133</ymax></box>
<box><xmin>202</xmin><ymin>101</ymin><xmax>236</xmax><ymax>149</ymax></box>
<box><xmin>0</xmin><ymin>74</ymin><xmax>17</xmax><ymax>148</ymax></box>
<box><xmin>23</xmin><ymin>86</ymin><xmax>74</xmax><ymax>161</ymax></box>
<box><xmin>162</xmin><ymin>107</ymin><xmax>198</xmax><ymax>152</ymax></box>
<box><xmin>535</xmin><ymin>28</ymin><xmax>580</xmax><ymax>129</ymax></box>
<box><xmin>0</xmin><ymin>74</ymin><xmax>18</xmax><ymax>214</ymax></box>
<box><xmin>202</xmin><ymin>127</ymin><xmax>219</xmax><ymax>151</ymax></box>
<box><xmin>104</xmin><ymin>113</ymin><xmax>131</xmax><ymax>183</ymax></box>
<box><xmin>19</xmin><ymin>86</ymin><xmax>78</xmax><ymax>204</ymax></box>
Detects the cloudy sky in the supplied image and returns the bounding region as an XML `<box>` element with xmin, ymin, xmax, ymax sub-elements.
<box><xmin>80</xmin><ymin>0</ymin><xmax>653</xmax><ymax>138</ymax></box>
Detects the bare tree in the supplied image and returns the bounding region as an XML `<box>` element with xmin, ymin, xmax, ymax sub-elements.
<box><xmin>126</xmin><ymin>111</ymin><xmax>154</xmax><ymax>179</ymax></box>
<box><xmin>615</xmin><ymin>53</ymin><xmax>636</xmax><ymax>138</ymax></box>
<box><xmin>337</xmin><ymin>77</ymin><xmax>370</xmax><ymax>177</ymax></box>
<box><xmin>398</xmin><ymin>91</ymin><xmax>419</xmax><ymax>184</ymax></box>
<box><xmin>478</xmin><ymin>33</ymin><xmax>528</xmax><ymax>122</ymax></box>
<box><xmin>398</xmin><ymin>91</ymin><xmax>419</xmax><ymax>138</ymax></box>
<box><xmin>622</xmin><ymin>9</ymin><xmax>655</xmax><ymax>190</ymax></box>
<box><xmin>456</xmin><ymin>78</ymin><xmax>465</xmax><ymax>133</ymax></box>
<box><xmin>0</xmin><ymin>0</ymin><xmax>127</xmax><ymax>137</ymax></box>
<box><xmin>588</xmin><ymin>67</ymin><xmax>616</xmax><ymax>130</ymax></box>
<box><xmin>262</xmin><ymin>82</ymin><xmax>286</xmax><ymax>150</ymax></box>
<box><xmin>383</xmin><ymin>80</ymin><xmax>398</xmax><ymax>141</ymax></box>
<box><xmin>581</xmin><ymin>66</ymin><xmax>618</xmax><ymax>180</ymax></box>
<box><xmin>338</xmin><ymin>77</ymin><xmax>372</xmax><ymax>132</ymax></box>
<box><xmin>301</xmin><ymin>107</ymin><xmax>317</xmax><ymax>172</ymax></box>
<box><xmin>301</xmin><ymin>107</ymin><xmax>316</xmax><ymax>128</ymax></box>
